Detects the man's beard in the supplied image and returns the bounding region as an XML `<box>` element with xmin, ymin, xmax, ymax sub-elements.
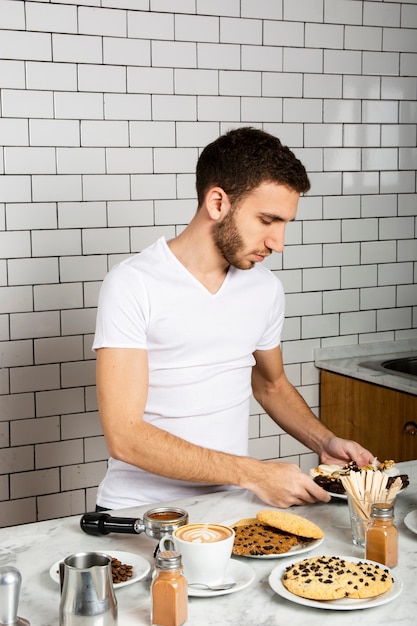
<box><xmin>213</xmin><ymin>209</ymin><xmax>253</xmax><ymax>270</ymax></box>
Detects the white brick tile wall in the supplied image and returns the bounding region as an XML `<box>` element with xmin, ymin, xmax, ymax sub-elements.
<box><xmin>0</xmin><ymin>393</ymin><xmax>35</xmax><ymax>422</ymax></box>
<box><xmin>364</xmin><ymin>2</ymin><xmax>401</xmax><ymax>27</ymax></box>
<box><xmin>286</xmin><ymin>292</ymin><xmax>322</xmax><ymax>318</ymax></box>
<box><xmin>37</xmin><ymin>490</ymin><xmax>86</xmax><ymax>522</ymax></box>
<box><xmin>11</xmin><ymin>416</ymin><xmax>60</xmax><ymax>446</ymax></box>
<box><xmin>3</xmin><ymin>89</ymin><xmax>54</xmax><ymax>118</ymax></box>
<box><xmin>265</xmin><ymin>20</ymin><xmax>304</xmax><ymax>47</ymax></box>
<box><xmin>343</xmin><ymin>124</ymin><xmax>381</xmax><ymax>147</ymax></box>
<box><xmin>345</xmin><ymin>26</ymin><xmax>382</xmax><ymax>51</ymax></box>
<box><xmin>0</xmin><ymin>30</ymin><xmax>51</xmax><ymax>61</ymax></box>
<box><xmin>57</xmin><ymin>309</ymin><xmax>94</xmax><ymax>340</ymax></box>
<box><xmin>36</xmin><ymin>440</ymin><xmax>83</xmax><ymax>470</ymax></box>
<box><xmin>0</xmin><ymin>340</ymin><xmax>33</xmax><ymax>368</ymax></box>
<box><xmin>0</xmin><ymin>422</ymin><xmax>9</xmax><ymax>448</ymax></box>
<box><xmin>0</xmin><ymin>119</ymin><xmax>28</xmax><ymax>146</ymax></box>
<box><xmin>0</xmin><ymin>498</ymin><xmax>36</xmax><ymax>527</ymax></box>
<box><xmin>284</xmin><ymin>0</ymin><xmax>323</xmax><ymax>23</ymax></box>
<box><xmin>54</xmin><ymin>92</ymin><xmax>104</xmax><ymax>120</ymax></box>
<box><xmin>248</xmin><ymin>435</ymin><xmax>281</xmax><ymax>461</ymax></box>
<box><xmin>8</xmin><ymin>258</ymin><xmax>58</xmax><ymax>286</ymax></box>
<box><xmin>20</xmin><ymin>322</ymin><xmax>50</xmax><ymax>353</ymax></box>
<box><xmin>323</xmin><ymin>289</ymin><xmax>360</xmax><ymax>313</ymax></box>
<box><xmin>325</xmin><ymin>0</ymin><xmax>362</xmax><ymax>26</ymax></box>
<box><xmin>52</xmin><ymin>34</ymin><xmax>102</xmax><ymax>64</ymax></box>
<box><xmin>0</xmin><ymin>476</ymin><xmax>9</xmax><ymax>501</ymax></box>
<box><xmin>284</xmin><ymin>48</ymin><xmax>322</xmax><ymax>74</ymax></box>
<box><xmin>1</xmin><ymin>0</ymin><xmax>415</xmax><ymax>527</ymax></box>
<box><xmin>61</xmin><ymin>461</ymin><xmax>108</xmax><ymax>491</ymax></box>
<box><xmin>0</xmin><ymin>60</ymin><xmax>25</xmax><ymax>89</ymax></box>
<box><xmin>34</xmin><ymin>336</ymin><xmax>84</xmax><ymax>365</ymax></box>
<box><xmin>400</xmin><ymin>148</ymin><xmax>417</xmax><ymax>170</ymax></box>
<box><xmin>0</xmin><ymin>447</ymin><xmax>34</xmax><ymax>475</ymax></box>
<box><xmin>305</xmin><ymin>23</ymin><xmax>344</xmax><ymax>49</ymax></box>
<box><xmin>36</xmin><ymin>388</ymin><xmax>85</xmax><ymax>418</ymax></box>
<box><xmin>26</xmin><ymin>2</ymin><xmax>78</xmax><ymax>33</ymax></box>
<box><xmin>242</xmin><ymin>45</ymin><xmax>282</xmax><ymax>72</ymax></box>
<box><xmin>341</xmin><ymin>310</ymin><xmax>376</xmax><ymax>335</ymax></box>
<box><xmin>58</xmin><ymin>202</ymin><xmax>106</xmax><ymax>228</ymax></box>
<box><xmin>199</xmin><ymin>0</ymin><xmax>240</xmax><ymax>19</ymax></box>
<box><xmin>361</xmin><ymin>240</ymin><xmax>397</xmax><ymax>264</ymax></box>
<box><xmin>27</xmin><ymin>62</ymin><xmax>77</xmax><ymax>91</ymax></box>
<box><xmin>11</xmin><ymin>468</ymin><xmax>60</xmax><ymax>499</ymax></box>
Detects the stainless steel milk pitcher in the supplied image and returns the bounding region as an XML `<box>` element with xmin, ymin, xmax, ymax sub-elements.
<box><xmin>59</xmin><ymin>552</ymin><xmax>117</xmax><ymax>626</ymax></box>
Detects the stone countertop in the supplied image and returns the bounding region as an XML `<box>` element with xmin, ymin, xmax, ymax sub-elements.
<box><xmin>1</xmin><ymin>461</ymin><xmax>417</xmax><ymax>626</ymax></box>
<box><xmin>314</xmin><ymin>339</ymin><xmax>417</xmax><ymax>396</ymax></box>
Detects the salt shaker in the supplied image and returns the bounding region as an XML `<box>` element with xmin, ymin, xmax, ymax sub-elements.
<box><xmin>151</xmin><ymin>551</ymin><xmax>187</xmax><ymax>626</ymax></box>
<box><xmin>366</xmin><ymin>502</ymin><xmax>398</xmax><ymax>568</ymax></box>
<box><xmin>0</xmin><ymin>566</ymin><xmax>30</xmax><ymax>626</ymax></box>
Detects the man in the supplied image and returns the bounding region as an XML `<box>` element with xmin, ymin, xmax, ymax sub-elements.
<box><xmin>93</xmin><ymin>127</ymin><xmax>373</xmax><ymax>510</ymax></box>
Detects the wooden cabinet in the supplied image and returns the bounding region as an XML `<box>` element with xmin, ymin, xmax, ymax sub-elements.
<box><xmin>319</xmin><ymin>370</ymin><xmax>417</xmax><ymax>462</ymax></box>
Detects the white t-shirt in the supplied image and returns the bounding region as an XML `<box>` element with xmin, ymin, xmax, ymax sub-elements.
<box><xmin>93</xmin><ymin>237</ymin><xmax>285</xmax><ymax>508</ymax></box>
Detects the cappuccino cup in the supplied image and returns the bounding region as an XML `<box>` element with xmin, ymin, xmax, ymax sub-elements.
<box><xmin>159</xmin><ymin>523</ymin><xmax>234</xmax><ymax>585</ymax></box>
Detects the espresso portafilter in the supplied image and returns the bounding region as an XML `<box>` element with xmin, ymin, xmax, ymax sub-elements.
<box><xmin>80</xmin><ymin>507</ymin><xmax>188</xmax><ymax>542</ymax></box>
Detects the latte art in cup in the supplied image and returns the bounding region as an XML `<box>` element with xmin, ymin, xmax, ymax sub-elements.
<box><xmin>159</xmin><ymin>523</ymin><xmax>235</xmax><ymax>585</ymax></box>
<box><xmin>175</xmin><ymin>523</ymin><xmax>232</xmax><ymax>543</ymax></box>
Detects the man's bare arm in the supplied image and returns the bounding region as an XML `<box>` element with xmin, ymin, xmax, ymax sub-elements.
<box><xmin>252</xmin><ymin>345</ymin><xmax>374</xmax><ymax>467</ymax></box>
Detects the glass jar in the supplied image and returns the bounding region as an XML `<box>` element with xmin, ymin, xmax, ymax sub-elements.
<box><xmin>365</xmin><ymin>502</ymin><xmax>398</xmax><ymax>568</ymax></box>
<box><xmin>151</xmin><ymin>550</ymin><xmax>188</xmax><ymax>626</ymax></box>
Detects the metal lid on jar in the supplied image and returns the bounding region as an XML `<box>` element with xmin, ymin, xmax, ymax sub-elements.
<box><xmin>155</xmin><ymin>550</ymin><xmax>182</xmax><ymax>570</ymax></box>
<box><xmin>370</xmin><ymin>502</ymin><xmax>394</xmax><ymax>519</ymax></box>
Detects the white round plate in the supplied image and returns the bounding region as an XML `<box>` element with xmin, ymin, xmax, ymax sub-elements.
<box><xmin>329</xmin><ymin>492</ymin><xmax>347</xmax><ymax>500</ymax></box>
<box><xmin>49</xmin><ymin>550</ymin><xmax>151</xmax><ymax>589</ymax></box>
<box><xmin>224</xmin><ymin>519</ymin><xmax>324</xmax><ymax>559</ymax></box>
<box><xmin>404</xmin><ymin>509</ymin><xmax>417</xmax><ymax>535</ymax></box>
<box><xmin>311</xmin><ymin>466</ymin><xmax>403</xmax><ymax>500</ymax></box>
<box><xmin>269</xmin><ymin>556</ymin><xmax>402</xmax><ymax>611</ymax></box>
<box><xmin>187</xmin><ymin>559</ymin><xmax>255</xmax><ymax>597</ymax></box>
<box><xmin>330</xmin><ymin>484</ymin><xmax>406</xmax><ymax>501</ymax></box>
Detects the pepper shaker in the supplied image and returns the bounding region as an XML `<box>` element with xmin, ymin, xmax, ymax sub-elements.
<box><xmin>0</xmin><ymin>566</ymin><xmax>30</xmax><ymax>626</ymax></box>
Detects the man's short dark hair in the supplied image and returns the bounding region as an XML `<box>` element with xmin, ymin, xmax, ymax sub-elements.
<box><xmin>196</xmin><ymin>126</ymin><xmax>310</xmax><ymax>207</ymax></box>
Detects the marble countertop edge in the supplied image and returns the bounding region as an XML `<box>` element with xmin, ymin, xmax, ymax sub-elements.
<box><xmin>314</xmin><ymin>340</ymin><xmax>417</xmax><ymax>396</ymax></box>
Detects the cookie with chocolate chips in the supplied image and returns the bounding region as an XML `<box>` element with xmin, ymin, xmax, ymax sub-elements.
<box><xmin>282</xmin><ymin>556</ymin><xmax>393</xmax><ymax>600</ymax></box>
<box><xmin>232</xmin><ymin>522</ymin><xmax>299</xmax><ymax>556</ymax></box>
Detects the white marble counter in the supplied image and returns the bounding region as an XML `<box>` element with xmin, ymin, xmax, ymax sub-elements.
<box><xmin>315</xmin><ymin>339</ymin><xmax>417</xmax><ymax>396</ymax></box>
<box><xmin>1</xmin><ymin>461</ymin><xmax>417</xmax><ymax>626</ymax></box>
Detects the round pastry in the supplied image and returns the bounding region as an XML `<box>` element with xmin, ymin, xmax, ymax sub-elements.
<box><xmin>256</xmin><ymin>510</ymin><xmax>324</xmax><ymax>539</ymax></box>
<box><xmin>282</xmin><ymin>556</ymin><xmax>393</xmax><ymax>600</ymax></box>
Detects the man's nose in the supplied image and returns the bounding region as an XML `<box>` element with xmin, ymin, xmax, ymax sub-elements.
<box><xmin>265</xmin><ymin>225</ymin><xmax>285</xmax><ymax>253</ymax></box>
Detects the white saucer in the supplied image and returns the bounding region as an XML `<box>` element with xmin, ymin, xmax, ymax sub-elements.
<box><xmin>187</xmin><ymin>559</ymin><xmax>255</xmax><ymax>597</ymax></box>
<box><xmin>49</xmin><ymin>550</ymin><xmax>151</xmax><ymax>589</ymax></box>
<box><xmin>404</xmin><ymin>509</ymin><xmax>417</xmax><ymax>535</ymax></box>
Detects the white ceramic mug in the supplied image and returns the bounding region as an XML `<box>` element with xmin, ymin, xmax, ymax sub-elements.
<box><xmin>159</xmin><ymin>523</ymin><xmax>234</xmax><ymax>585</ymax></box>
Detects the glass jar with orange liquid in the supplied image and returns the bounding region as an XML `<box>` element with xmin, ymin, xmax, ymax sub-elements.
<box><xmin>151</xmin><ymin>550</ymin><xmax>188</xmax><ymax>626</ymax></box>
<box><xmin>366</xmin><ymin>502</ymin><xmax>398</xmax><ymax>568</ymax></box>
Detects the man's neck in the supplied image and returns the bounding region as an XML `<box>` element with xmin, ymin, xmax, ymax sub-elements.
<box><xmin>167</xmin><ymin>222</ymin><xmax>229</xmax><ymax>294</ymax></box>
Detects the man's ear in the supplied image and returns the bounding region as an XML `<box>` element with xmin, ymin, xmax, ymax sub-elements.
<box><xmin>205</xmin><ymin>187</ymin><xmax>231</xmax><ymax>221</ymax></box>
